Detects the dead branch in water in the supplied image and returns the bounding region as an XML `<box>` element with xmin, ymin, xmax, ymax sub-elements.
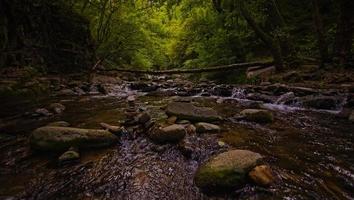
<box><xmin>99</xmin><ymin>61</ymin><xmax>274</xmax><ymax>75</ymax></box>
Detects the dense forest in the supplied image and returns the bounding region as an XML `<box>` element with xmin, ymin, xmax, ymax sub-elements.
<box><xmin>1</xmin><ymin>0</ymin><xmax>353</xmax><ymax>72</ymax></box>
<box><xmin>0</xmin><ymin>1</ymin><xmax>353</xmax><ymax>200</ymax></box>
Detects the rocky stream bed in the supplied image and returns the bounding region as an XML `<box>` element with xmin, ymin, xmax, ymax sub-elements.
<box><xmin>0</xmin><ymin>74</ymin><xmax>353</xmax><ymax>200</ymax></box>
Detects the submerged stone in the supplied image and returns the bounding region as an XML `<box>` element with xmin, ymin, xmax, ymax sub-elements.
<box><xmin>30</xmin><ymin>126</ymin><xmax>119</xmax><ymax>151</ymax></box>
<box><xmin>100</xmin><ymin>122</ymin><xmax>122</xmax><ymax>134</ymax></box>
<box><xmin>248</xmin><ymin>165</ymin><xmax>275</xmax><ymax>187</ymax></box>
<box><xmin>195</xmin><ymin>150</ymin><xmax>262</xmax><ymax>192</ymax></box>
<box><xmin>195</xmin><ymin>122</ymin><xmax>221</xmax><ymax>133</ymax></box>
<box><xmin>166</xmin><ymin>102</ymin><xmax>221</xmax><ymax>122</ymax></box>
<box><xmin>299</xmin><ymin>95</ymin><xmax>342</xmax><ymax>110</ymax></box>
<box><xmin>58</xmin><ymin>148</ymin><xmax>80</xmax><ymax>164</ymax></box>
<box><xmin>240</xmin><ymin>109</ymin><xmax>274</xmax><ymax>123</ymax></box>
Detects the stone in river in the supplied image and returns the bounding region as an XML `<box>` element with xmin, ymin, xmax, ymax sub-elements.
<box><xmin>195</xmin><ymin>122</ymin><xmax>221</xmax><ymax>133</ymax></box>
<box><xmin>248</xmin><ymin>165</ymin><xmax>275</xmax><ymax>187</ymax></box>
<box><xmin>149</xmin><ymin>124</ymin><xmax>186</xmax><ymax>143</ymax></box>
<box><xmin>30</xmin><ymin>126</ymin><xmax>119</xmax><ymax>151</ymax></box>
<box><xmin>195</xmin><ymin>150</ymin><xmax>262</xmax><ymax>192</ymax></box>
<box><xmin>166</xmin><ymin>102</ymin><xmax>221</xmax><ymax>122</ymax></box>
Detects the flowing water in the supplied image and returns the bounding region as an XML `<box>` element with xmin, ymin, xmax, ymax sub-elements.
<box><xmin>0</xmin><ymin>82</ymin><xmax>353</xmax><ymax>200</ymax></box>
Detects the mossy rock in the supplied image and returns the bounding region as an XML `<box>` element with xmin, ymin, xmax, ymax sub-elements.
<box><xmin>30</xmin><ymin>126</ymin><xmax>119</xmax><ymax>151</ymax></box>
<box><xmin>195</xmin><ymin>150</ymin><xmax>262</xmax><ymax>192</ymax></box>
<box><xmin>240</xmin><ymin>109</ymin><xmax>274</xmax><ymax>123</ymax></box>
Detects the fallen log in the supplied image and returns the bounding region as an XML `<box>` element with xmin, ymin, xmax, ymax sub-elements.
<box><xmin>100</xmin><ymin>61</ymin><xmax>274</xmax><ymax>75</ymax></box>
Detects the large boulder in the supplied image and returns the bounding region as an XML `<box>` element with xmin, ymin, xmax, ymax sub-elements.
<box><xmin>240</xmin><ymin>109</ymin><xmax>274</xmax><ymax>123</ymax></box>
<box><xmin>30</xmin><ymin>126</ymin><xmax>119</xmax><ymax>151</ymax></box>
<box><xmin>166</xmin><ymin>102</ymin><xmax>221</xmax><ymax>122</ymax></box>
<box><xmin>149</xmin><ymin>124</ymin><xmax>186</xmax><ymax>143</ymax></box>
<box><xmin>195</xmin><ymin>150</ymin><xmax>262</xmax><ymax>191</ymax></box>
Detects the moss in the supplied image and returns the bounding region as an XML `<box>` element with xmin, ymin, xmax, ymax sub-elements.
<box><xmin>195</xmin><ymin>165</ymin><xmax>246</xmax><ymax>192</ymax></box>
<box><xmin>194</xmin><ymin>150</ymin><xmax>263</xmax><ymax>192</ymax></box>
<box><xmin>30</xmin><ymin>127</ymin><xmax>119</xmax><ymax>151</ymax></box>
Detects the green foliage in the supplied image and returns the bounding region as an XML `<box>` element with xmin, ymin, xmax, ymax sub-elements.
<box><xmin>2</xmin><ymin>0</ymin><xmax>351</xmax><ymax>73</ymax></box>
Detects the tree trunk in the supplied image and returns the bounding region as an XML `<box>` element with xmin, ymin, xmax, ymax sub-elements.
<box><xmin>270</xmin><ymin>0</ymin><xmax>296</xmax><ymax>62</ymax></box>
<box><xmin>312</xmin><ymin>0</ymin><xmax>329</xmax><ymax>66</ymax></box>
<box><xmin>239</xmin><ymin>2</ymin><xmax>284</xmax><ymax>70</ymax></box>
<box><xmin>334</xmin><ymin>0</ymin><xmax>354</xmax><ymax>66</ymax></box>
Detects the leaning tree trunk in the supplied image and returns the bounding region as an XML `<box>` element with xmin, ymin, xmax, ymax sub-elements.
<box><xmin>239</xmin><ymin>2</ymin><xmax>284</xmax><ymax>70</ymax></box>
<box><xmin>333</xmin><ymin>0</ymin><xmax>354</xmax><ymax>66</ymax></box>
<box><xmin>312</xmin><ymin>0</ymin><xmax>329</xmax><ymax>66</ymax></box>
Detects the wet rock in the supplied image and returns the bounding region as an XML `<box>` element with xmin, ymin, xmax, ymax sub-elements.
<box><xmin>195</xmin><ymin>122</ymin><xmax>221</xmax><ymax>133</ymax></box>
<box><xmin>130</xmin><ymin>82</ymin><xmax>157</xmax><ymax>92</ymax></box>
<box><xmin>97</xmin><ymin>84</ymin><xmax>110</xmax><ymax>95</ymax></box>
<box><xmin>49</xmin><ymin>103</ymin><xmax>65</xmax><ymax>114</ymax></box>
<box><xmin>246</xmin><ymin>93</ymin><xmax>275</xmax><ymax>103</ymax></box>
<box><xmin>239</xmin><ymin>100</ymin><xmax>263</xmax><ymax>109</ymax></box>
<box><xmin>58</xmin><ymin>89</ymin><xmax>75</xmax><ymax>96</ymax></box>
<box><xmin>178</xmin><ymin>137</ymin><xmax>195</xmax><ymax>158</ymax></box>
<box><xmin>166</xmin><ymin>102</ymin><xmax>221</xmax><ymax>122</ymax></box>
<box><xmin>141</xmin><ymin>85</ymin><xmax>159</xmax><ymax>92</ymax></box>
<box><xmin>30</xmin><ymin>126</ymin><xmax>119</xmax><ymax>151</ymax></box>
<box><xmin>166</xmin><ymin>116</ymin><xmax>177</xmax><ymax>125</ymax></box>
<box><xmin>73</xmin><ymin>87</ymin><xmax>86</xmax><ymax>95</ymax></box>
<box><xmin>217</xmin><ymin>141</ymin><xmax>226</xmax><ymax>147</ymax></box>
<box><xmin>58</xmin><ymin>147</ymin><xmax>80</xmax><ymax>164</ymax></box>
<box><xmin>176</xmin><ymin>120</ymin><xmax>191</xmax><ymax>125</ymax></box>
<box><xmin>144</xmin><ymin>120</ymin><xmax>155</xmax><ymax>129</ymax></box>
<box><xmin>35</xmin><ymin>108</ymin><xmax>53</xmax><ymax>117</ymax></box>
<box><xmin>100</xmin><ymin>122</ymin><xmax>122</xmax><ymax>134</ymax></box>
<box><xmin>263</xmin><ymin>83</ymin><xmax>289</xmax><ymax>95</ymax></box>
<box><xmin>240</xmin><ymin>109</ymin><xmax>274</xmax><ymax>123</ymax></box>
<box><xmin>47</xmin><ymin>121</ymin><xmax>70</xmax><ymax>127</ymax></box>
<box><xmin>185</xmin><ymin>124</ymin><xmax>197</xmax><ymax>135</ymax></box>
<box><xmin>212</xmin><ymin>86</ymin><xmax>232</xmax><ymax>97</ymax></box>
<box><xmin>127</xmin><ymin>95</ymin><xmax>136</xmax><ymax>105</ymax></box>
<box><xmin>146</xmin><ymin>90</ymin><xmax>176</xmax><ymax>97</ymax></box>
<box><xmin>299</xmin><ymin>95</ymin><xmax>342</xmax><ymax>110</ymax></box>
<box><xmin>249</xmin><ymin>165</ymin><xmax>274</xmax><ymax>187</ymax></box>
<box><xmin>135</xmin><ymin>113</ymin><xmax>151</xmax><ymax>124</ymax></box>
<box><xmin>290</xmin><ymin>87</ymin><xmax>318</xmax><ymax>96</ymax></box>
<box><xmin>149</xmin><ymin>124</ymin><xmax>186</xmax><ymax>143</ymax></box>
<box><xmin>275</xmin><ymin>92</ymin><xmax>295</xmax><ymax>104</ymax></box>
<box><xmin>195</xmin><ymin>150</ymin><xmax>262</xmax><ymax>191</ymax></box>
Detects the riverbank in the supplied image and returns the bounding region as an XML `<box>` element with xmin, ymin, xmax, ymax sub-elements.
<box><xmin>0</xmin><ymin>66</ymin><xmax>354</xmax><ymax>199</ymax></box>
